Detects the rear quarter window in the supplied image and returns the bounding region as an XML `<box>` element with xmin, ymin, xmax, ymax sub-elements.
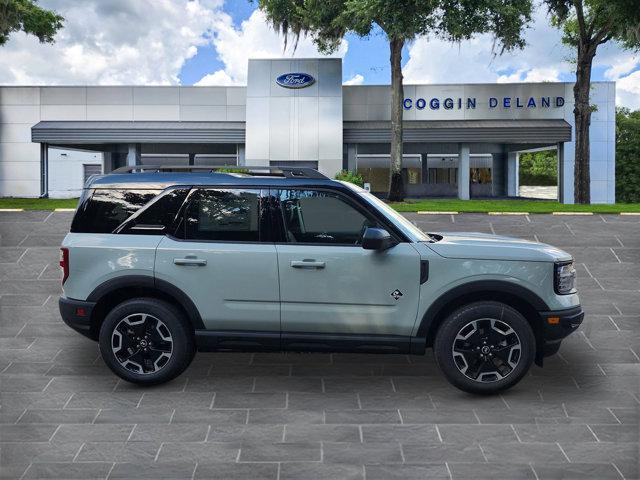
<box><xmin>71</xmin><ymin>189</ymin><xmax>160</xmax><ymax>233</ymax></box>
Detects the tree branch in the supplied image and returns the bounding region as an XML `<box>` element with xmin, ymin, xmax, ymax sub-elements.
<box><xmin>572</xmin><ymin>0</ymin><xmax>588</xmax><ymax>44</ymax></box>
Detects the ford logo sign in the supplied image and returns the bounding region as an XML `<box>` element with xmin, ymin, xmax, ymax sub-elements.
<box><xmin>276</xmin><ymin>73</ymin><xmax>315</xmax><ymax>89</ymax></box>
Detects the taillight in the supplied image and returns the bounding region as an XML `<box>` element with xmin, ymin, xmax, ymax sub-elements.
<box><xmin>60</xmin><ymin>248</ymin><xmax>69</xmax><ymax>284</ymax></box>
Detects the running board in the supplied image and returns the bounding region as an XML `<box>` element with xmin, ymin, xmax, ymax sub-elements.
<box><xmin>195</xmin><ymin>330</ymin><xmax>426</xmax><ymax>355</ymax></box>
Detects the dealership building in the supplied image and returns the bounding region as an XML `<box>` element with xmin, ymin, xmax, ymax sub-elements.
<box><xmin>0</xmin><ymin>58</ymin><xmax>616</xmax><ymax>203</ymax></box>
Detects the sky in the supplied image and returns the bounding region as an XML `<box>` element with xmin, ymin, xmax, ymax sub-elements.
<box><xmin>0</xmin><ymin>0</ymin><xmax>638</xmax><ymax>108</ymax></box>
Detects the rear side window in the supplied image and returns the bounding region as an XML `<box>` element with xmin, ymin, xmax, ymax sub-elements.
<box><xmin>71</xmin><ymin>189</ymin><xmax>159</xmax><ymax>233</ymax></box>
<box><xmin>181</xmin><ymin>188</ymin><xmax>261</xmax><ymax>242</ymax></box>
<box><xmin>117</xmin><ymin>189</ymin><xmax>189</xmax><ymax>235</ymax></box>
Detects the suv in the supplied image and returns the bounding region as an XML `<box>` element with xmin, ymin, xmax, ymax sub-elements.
<box><xmin>59</xmin><ymin>166</ymin><xmax>583</xmax><ymax>394</ymax></box>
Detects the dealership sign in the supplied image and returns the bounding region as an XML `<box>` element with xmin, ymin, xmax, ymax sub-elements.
<box><xmin>403</xmin><ymin>96</ymin><xmax>565</xmax><ymax>110</ymax></box>
<box><xmin>276</xmin><ymin>73</ymin><xmax>316</xmax><ymax>89</ymax></box>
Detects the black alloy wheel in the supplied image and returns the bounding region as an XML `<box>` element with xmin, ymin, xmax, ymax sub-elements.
<box><xmin>99</xmin><ymin>298</ymin><xmax>195</xmax><ymax>385</ymax></box>
<box><xmin>451</xmin><ymin>318</ymin><xmax>522</xmax><ymax>383</ymax></box>
<box><xmin>111</xmin><ymin>313</ymin><xmax>174</xmax><ymax>374</ymax></box>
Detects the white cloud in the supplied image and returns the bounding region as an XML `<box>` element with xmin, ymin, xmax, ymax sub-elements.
<box><xmin>616</xmin><ymin>70</ymin><xmax>640</xmax><ymax>110</ymax></box>
<box><xmin>604</xmin><ymin>54</ymin><xmax>639</xmax><ymax>81</ymax></box>
<box><xmin>343</xmin><ymin>74</ymin><xmax>364</xmax><ymax>85</ymax></box>
<box><xmin>497</xmin><ymin>67</ymin><xmax>561</xmax><ymax>83</ymax></box>
<box><xmin>195</xmin><ymin>70</ymin><xmax>237</xmax><ymax>86</ymax></box>
<box><xmin>403</xmin><ymin>8</ymin><xmax>572</xmax><ymax>85</ymax></box>
<box><xmin>402</xmin><ymin>6</ymin><xmax>639</xmax><ymax>108</ymax></box>
<box><xmin>0</xmin><ymin>0</ymin><xmax>224</xmax><ymax>85</ymax></box>
<box><xmin>196</xmin><ymin>9</ymin><xmax>348</xmax><ymax>86</ymax></box>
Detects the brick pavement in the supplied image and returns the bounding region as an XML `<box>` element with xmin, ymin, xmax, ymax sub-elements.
<box><xmin>0</xmin><ymin>211</ymin><xmax>638</xmax><ymax>479</ymax></box>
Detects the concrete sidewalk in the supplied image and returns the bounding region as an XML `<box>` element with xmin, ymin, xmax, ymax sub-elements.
<box><xmin>0</xmin><ymin>211</ymin><xmax>638</xmax><ymax>479</ymax></box>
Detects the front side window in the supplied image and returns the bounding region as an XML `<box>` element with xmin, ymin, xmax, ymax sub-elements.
<box><xmin>183</xmin><ymin>189</ymin><xmax>261</xmax><ymax>242</ymax></box>
<box><xmin>277</xmin><ymin>189</ymin><xmax>375</xmax><ymax>245</ymax></box>
<box><xmin>71</xmin><ymin>189</ymin><xmax>159</xmax><ymax>233</ymax></box>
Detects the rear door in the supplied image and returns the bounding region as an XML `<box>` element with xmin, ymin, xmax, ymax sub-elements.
<box><xmin>155</xmin><ymin>187</ymin><xmax>280</xmax><ymax>334</ymax></box>
<box><xmin>273</xmin><ymin>188</ymin><xmax>421</xmax><ymax>338</ymax></box>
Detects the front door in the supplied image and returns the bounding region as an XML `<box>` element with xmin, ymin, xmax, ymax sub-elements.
<box><xmin>155</xmin><ymin>188</ymin><xmax>280</xmax><ymax>334</ymax></box>
<box><xmin>273</xmin><ymin>188</ymin><xmax>421</xmax><ymax>338</ymax></box>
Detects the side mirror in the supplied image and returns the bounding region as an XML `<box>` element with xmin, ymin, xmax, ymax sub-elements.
<box><xmin>362</xmin><ymin>227</ymin><xmax>394</xmax><ymax>251</ymax></box>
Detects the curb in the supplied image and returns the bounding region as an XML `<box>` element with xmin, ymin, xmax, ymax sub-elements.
<box><xmin>620</xmin><ymin>212</ymin><xmax>640</xmax><ymax>216</ymax></box>
<box><xmin>552</xmin><ymin>212</ymin><xmax>594</xmax><ymax>216</ymax></box>
<box><xmin>488</xmin><ymin>212</ymin><xmax>529</xmax><ymax>215</ymax></box>
<box><xmin>54</xmin><ymin>208</ymin><xmax>76</xmax><ymax>212</ymax></box>
<box><xmin>417</xmin><ymin>211</ymin><xmax>458</xmax><ymax>215</ymax></box>
<box><xmin>0</xmin><ymin>208</ymin><xmax>24</xmax><ymax>212</ymax></box>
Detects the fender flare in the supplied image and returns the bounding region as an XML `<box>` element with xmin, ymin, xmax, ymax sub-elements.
<box><xmin>86</xmin><ymin>275</ymin><xmax>205</xmax><ymax>330</ymax></box>
<box><xmin>416</xmin><ymin>279</ymin><xmax>550</xmax><ymax>338</ymax></box>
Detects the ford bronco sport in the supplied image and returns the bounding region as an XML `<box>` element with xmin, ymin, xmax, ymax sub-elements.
<box><xmin>59</xmin><ymin>166</ymin><xmax>583</xmax><ymax>394</ymax></box>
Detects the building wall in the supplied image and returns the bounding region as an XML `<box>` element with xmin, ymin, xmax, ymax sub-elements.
<box><xmin>1</xmin><ymin>79</ymin><xmax>615</xmax><ymax>203</ymax></box>
<box><xmin>48</xmin><ymin>148</ymin><xmax>104</xmax><ymax>199</ymax></box>
<box><xmin>343</xmin><ymin>82</ymin><xmax>615</xmax><ymax>203</ymax></box>
<box><xmin>0</xmin><ymin>86</ymin><xmax>247</xmax><ymax>197</ymax></box>
<box><xmin>245</xmin><ymin>58</ymin><xmax>343</xmax><ymax>177</ymax></box>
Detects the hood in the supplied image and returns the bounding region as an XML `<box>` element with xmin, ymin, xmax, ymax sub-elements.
<box><xmin>427</xmin><ymin>232</ymin><xmax>573</xmax><ymax>263</ymax></box>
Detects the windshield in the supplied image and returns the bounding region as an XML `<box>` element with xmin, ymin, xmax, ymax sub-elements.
<box><xmin>338</xmin><ymin>182</ymin><xmax>430</xmax><ymax>242</ymax></box>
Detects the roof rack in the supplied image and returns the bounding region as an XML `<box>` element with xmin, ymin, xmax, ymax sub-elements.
<box><xmin>111</xmin><ymin>164</ymin><xmax>329</xmax><ymax>179</ymax></box>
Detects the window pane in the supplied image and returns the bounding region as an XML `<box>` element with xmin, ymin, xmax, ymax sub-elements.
<box><xmin>119</xmin><ymin>188</ymin><xmax>189</xmax><ymax>235</ymax></box>
<box><xmin>185</xmin><ymin>189</ymin><xmax>260</xmax><ymax>242</ymax></box>
<box><xmin>279</xmin><ymin>190</ymin><xmax>374</xmax><ymax>244</ymax></box>
<box><xmin>71</xmin><ymin>189</ymin><xmax>158</xmax><ymax>233</ymax></box>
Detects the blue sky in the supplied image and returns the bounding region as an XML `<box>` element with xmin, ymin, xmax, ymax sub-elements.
<box><xmin>178</xmin><ymin>1</ymin><xmax>622</xmax><ymax>87</ymax></box>
<box><xmin>179</xmin><ymin>3</ymin><xmax>402</xmax><ymax>86</ymax></box>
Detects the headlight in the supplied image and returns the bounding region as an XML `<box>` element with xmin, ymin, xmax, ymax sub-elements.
<box><xmin>555</xmin><ymin>261</ymin><xmax>576</xmax><ymax>295</ymax></box>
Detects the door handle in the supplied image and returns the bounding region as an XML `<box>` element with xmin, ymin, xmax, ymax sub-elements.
<box><xmin>173</xmin><ymin>256</ymin><xmax>207</xmax><ymax>266</ymax></box>
<box><xmin>290</xmin><ymin>259</ymin><xmax>325</xmax><ymax>269</ymax></box>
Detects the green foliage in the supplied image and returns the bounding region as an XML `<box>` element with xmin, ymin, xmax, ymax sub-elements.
<box><xmin>519</xmin><ymin>150</ymin><xmax>558</xmax><ymax>186</ymax></box>
<box><xmin>335</xmin><ymin>170</ymin><xmax>364</xmax><ymax>187</ymax></box>
<box><xmin>545</xmin><ymin>0</ymin><xmax>640</xmax><ymax>51</ymax></box>
<box><xmin>258</xmin><ymin>0</ymin><xmax>533</xmax><ymax>54</ymax></box>
<box><xmin>216</xmin><ymin>167</ymin><xmax>250</xmax><ymax>174</ymax></box>
<box><xmin>616</xmin><ymin>108</ymin><xmax>640</xmax><ymax>203</ymax></box>
<box><xmin>390</xmin><ymin>199</ymin><xmax>640</xmax><ymax>213</ymax></box>
<box><xmin>0</xmin><ymin>0</ymin><xmax>64</xmax><ymax>45</ymax></box>
<box><xmin>0</xmin><ymin>197</ymin><xmax>78</xmax><ymax>210</ymax></box>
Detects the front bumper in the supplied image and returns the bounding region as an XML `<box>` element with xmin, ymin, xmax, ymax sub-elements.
<box><xmin>59</xmin><ymin>296</ymin><xmax>96</xmax><ymax>340</ymax></box>
<box><xmin>538</xmin><ymin>305</ymin><xmax>584</xmax><ymax>358</ymax></box>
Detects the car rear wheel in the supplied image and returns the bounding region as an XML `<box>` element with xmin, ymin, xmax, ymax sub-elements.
<box><xmin>99</xmin><ymin>298</ymin><xmax>195</xmax><ymax>385</ymax></box>
<box><xmin>434</xmin><ymin>301</ymin><xmax>535</xmax><ymax>394</ymax></box>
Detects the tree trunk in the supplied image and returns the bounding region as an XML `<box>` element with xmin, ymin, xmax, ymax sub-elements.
<box><xmin>388</xmin><ymin>36</ymin><xmax>405</xmax><ymax>202</ymax></box>
<box><xmin>573</xmin><ymin>45</ymin><xmax>595</xmax><ymax>204</ymax></box>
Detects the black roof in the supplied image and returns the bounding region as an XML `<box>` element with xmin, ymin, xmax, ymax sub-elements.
<box><xmin>88</xmin><ymin>165</ymin><xmax>341</xmax><ymax>190</ymax></box>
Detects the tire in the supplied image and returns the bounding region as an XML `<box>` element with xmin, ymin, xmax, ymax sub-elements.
<box><xmin>433</xmin><ymin>301</ymin><xmax>535</xmax><ymax>395</ymax></box>
<box><xmin>99</xmin><ymin>298</ymin><xmax>195</xmax><ymax>385</ymax></box>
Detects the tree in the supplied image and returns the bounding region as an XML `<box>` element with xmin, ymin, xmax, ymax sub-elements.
<box><xmin>519</xmin><ymin>150</ymin><xmax>558</xmax><ymax>186</ymax></box>
<box><xmin>258</xmin><ymin>0</ymin><xmax>532</xmax><ymax>201</ymax></box>
<box><xmin>544</xmin><ymin>0</ymin><xmax>640</xmax><ymax>204</ymax></box>
<box><xmin>615</xmin><ymin>107</ymin><xmax>640</xmax><ymax>203</ymax></box>
<box><xmin>0</xmin><ymin>0</ymin><xmax>64</xmax><ymax>46</ymax></box>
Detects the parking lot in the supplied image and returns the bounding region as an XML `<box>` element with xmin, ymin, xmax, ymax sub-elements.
<box><xmin>0</xmin><ymin>210</ymin><xmax>638</xmax><ymax>480</ymax></box>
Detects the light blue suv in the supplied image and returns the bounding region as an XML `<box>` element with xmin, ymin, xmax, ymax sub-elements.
<box><xmin>59</xmin><ymin>166</ymin><xmax>583</xmax><ymax>394</ymax></box>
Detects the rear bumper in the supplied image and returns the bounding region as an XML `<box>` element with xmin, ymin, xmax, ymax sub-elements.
<box><xmin>59</xmin><ymin>296</ymin><xmax>96</xmax><ymax>340</ymax></box>
<box><xmin>539</xmin><ymin>305</ymin><xmax>584</xmax><ymax>358</ymax></box>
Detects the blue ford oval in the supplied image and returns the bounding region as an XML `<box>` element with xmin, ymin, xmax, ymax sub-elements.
<box><xmin>276</xmin><ymin>72</ymin><xmax>315</xmax><ymax>89</ymax></box>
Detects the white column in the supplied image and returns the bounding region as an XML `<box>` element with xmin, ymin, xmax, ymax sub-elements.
<box><xmin>557</xmin><ymin>142</ymin><xmax>566</xmax><ymax>203</ymax></box>
<box><xmin>457</xmin><ymin>143</ymin><xmax>470</xmax><ymax>200</ymax></box>
<box><xmin>237</xmin><ymin>144</ymin><xmax>246</xmax><ymax>166</ymax></box>
<box><xmin>126</xmin><ymin>143</ymin><xmax>141</xmax><ymax>166</ymax></box>
<box><xmin>507</xmin><ymin>151</ymin><xmax>519</xmax><ymax>197</ymax></box>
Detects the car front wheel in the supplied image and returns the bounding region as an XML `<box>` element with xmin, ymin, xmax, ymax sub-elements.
<box><xmin>434</xmin><ymin>301</ymin><xmax>535</xmax><ymax>394</ymax></box>
<box><xmin>99</xmin><ymin>298</ymin><xmax>195</xmax><ymax>385</ymax></box>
